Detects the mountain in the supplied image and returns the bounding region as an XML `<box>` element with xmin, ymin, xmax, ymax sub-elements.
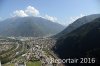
<box><xmin>54</xmin><ymin>14</ymin><xmax>100</xmax><ymax>38</ymax></box>
<box><xmin>53</xmin><ymin>18</ymin><xmax>100</xmax><ymax>66</ymax></box>
<box><xmin>0</xmin><ymin>17</ymin><xmax>65</xmax><ymax>37</ymax></box>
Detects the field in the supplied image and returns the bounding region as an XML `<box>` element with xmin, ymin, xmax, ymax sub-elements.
<box><xmin>3</xmin><ymin>61</ymin><xmax>41</xmax><ymax>66</ymax></box>
<box><xmin>26</xmin><ymin>61</ymin><xmax>41</xmax><ymax>66</ymax></box>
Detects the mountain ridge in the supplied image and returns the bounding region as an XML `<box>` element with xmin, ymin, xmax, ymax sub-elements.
<box><xmin>53</xmin><ymin>17</ymin><xmax>100</xmax><ymax>66</ymax></box>
<box><xmin>54</xmin><ymin>14</ymin><xmax>100</xmax><ymax>38</ymax></box>
<box><xmin>0</xmin><ymin>16</ymin><xmax>65</xmax><ymax>37</ymax></box>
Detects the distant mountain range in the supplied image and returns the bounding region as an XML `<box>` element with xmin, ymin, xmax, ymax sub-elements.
<box><xmin>54</xmin><ymin>14</ymin><xmax>100</xmax><ymax>38</ymax></box>
<box><xmin>0</xmin><ymin>17</ymin><xmax>65</xmax><ymax>37</ymax></box>
<box><xmin>53</xmin><ymin>17</ymin><xmax>100</xmax><ymax>66</ymax></box>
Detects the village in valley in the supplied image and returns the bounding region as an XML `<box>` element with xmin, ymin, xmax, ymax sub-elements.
<box><xmin>0</xmin><ymin>37</ymin><xmax>63</xmax><ymax>66</ymax></box>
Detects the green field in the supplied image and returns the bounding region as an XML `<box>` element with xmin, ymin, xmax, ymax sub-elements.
<box><xmin>3</xmin><ymin>61</ymin><xmax>41</xmax><ymax>66</ymax></box>
<box><xmin>3</xmin><ymin>63</ymin><xmax>14</xmax><ymax>66</ymax></box>
<box><xmin>26</xmin><ymin>61</ymin><xmax>41</xmax><ymax>66</ymax></box>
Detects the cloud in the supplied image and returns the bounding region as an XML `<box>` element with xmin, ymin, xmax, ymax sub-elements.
<box><xmin>11</xmin><ymin>6</ymin><xmax>59</xmax><ymax>24</ymax></box>
<box><xmin>12</xmin><ymin>6</ymin><xmax>58</xmax><ymax>22</ymax></box>
<box><xmin>62</xmin><ymin>14</ymin><xmax>86</xmax><ymax>26</ymax></box>
<box><xmin>43</xmin><ymin>14</ymin><xmax>58</xmax><ymax>22</ymax></box>
<box><xmin>25</xmin><ymin>6</ymin><xmax>39</xmax><ymax>16</ymax></box>
<box><xmin>11</xmin><ymin>6</ymin><xmax>86</xmax><ymax>26</ymax></box>
<box><xmin>12</xmin><ymin>6</ymin><xmax>39</xmax><ymax>17</ymax></box>
<box><xmin>69</xmin><ymin>14</ymin><xmax>85</xmax><ymax>23</ymax></box>
<box><xmin>13</xmin><ymin>10</ymin><xmax>28</xmax><ymax>17</ymax></box>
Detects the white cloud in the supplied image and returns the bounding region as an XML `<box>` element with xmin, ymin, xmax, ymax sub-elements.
<box><xmin>11</xmin><ymin>6</ymin><xmax>60</xmax><ymax>24</ymax></box>
<box><xmin>11</xmin><ymin>6</ymin><xmax>87</xmax><ymax>26</ymax></box>
<box><xmin>25</xmin><ymin>6</ymin><xmax>39</xmax><ymax>16</ymax></box>
<box><xmin>11</xmin><ymin>6</ymin><xmax>58</xmax><ymax>22</ymax></box>
<box><xmin>43</xmin><ymin>14</ymin><xmax>58</xmax><ymax>22</ymax></box>
<box><xmin>12</xmin><ymin>6</ymin><xmax>39</xmax><ymax>17</ymax></box>
<box><xmin>13</xmin><ymin>10</ymin><xmax>28</xmax><ymax>17</ymax></box>
<box><xmin>69</xmin><ymin>14</ymin><xmax>85</xmax><ymax>23</ymax></box>
<box><xmin>62</xmin><ymin>14</ymin><xmax>86</xmax><ymax>26</ymax></box>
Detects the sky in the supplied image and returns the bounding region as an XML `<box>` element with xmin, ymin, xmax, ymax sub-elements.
<box><xmin>0</xmin><ymin>0</ymin><xmax>100</xmax><ymax>26</ymax></box>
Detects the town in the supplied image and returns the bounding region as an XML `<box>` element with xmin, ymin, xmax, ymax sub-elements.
<box><xmin>0</xmin><ymin>37</ymin><xmax>64</xmax><ymax>66</ymax></box>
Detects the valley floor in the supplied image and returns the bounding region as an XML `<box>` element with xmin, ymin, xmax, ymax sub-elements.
<box><xmin>0</xmin><ymin>37</ymin><xmax>64</xmax><ymax>66</ymax></box>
